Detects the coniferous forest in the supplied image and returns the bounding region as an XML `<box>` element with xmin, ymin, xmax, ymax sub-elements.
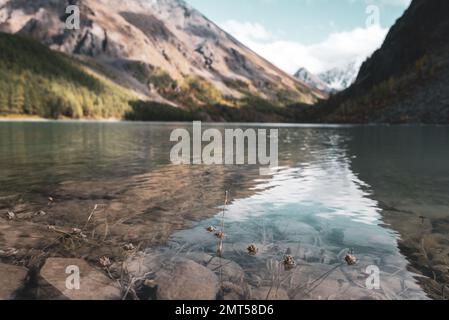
<box><xmin>0</xmin><ymin>33</ymin><xmax>133</xmax><ymax>119</ymax></box>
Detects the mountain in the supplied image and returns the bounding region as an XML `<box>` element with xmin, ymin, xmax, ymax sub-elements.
<box><xmin>294</xmin><ymin>67</ymin><xmax>332</xmax><ymax>93</ymax></box>
<box><xmin>0</xmin><ymin>31</ymin><xmax>313</xmax><ymax>123</ymax></box>
<box><xmin>318</xmin><ymin>0</ymin><xmax>449</xmax><ymax>124</ymax></box>
<box><xmin>294</xmin><ymin>62</ymin><xmax>360</xmax><ymax>94</ymax></box>
<box><xmin>0</xmin><ymin>31</ymin><xmax>309</xmax><ymax>122</ymax></box>
<box><xmin>0</xmin><ymin>0</ymin><xmax>325</xmax><ymax>117</ymax></box>
<box><xmin>318</xmin><ymin>61</ymin><xmax>361</xmax><ymax>92</ymax></box>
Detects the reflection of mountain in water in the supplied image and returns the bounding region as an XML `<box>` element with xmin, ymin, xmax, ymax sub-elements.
<box><xmin>346</xmin><ymin>126</ymin><xmax>449</xmax><ymax>299</ymax></box>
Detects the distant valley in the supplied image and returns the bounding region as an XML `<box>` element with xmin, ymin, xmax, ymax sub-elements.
<box><xmin>0</xmin><ymin>0</ymin><xmax>447</xmax><ymax>124</ymax></box>
<box><xmin>0</xmin><ymin>0</ymin><xmax>324</xmax><ymax>122</ymax></box>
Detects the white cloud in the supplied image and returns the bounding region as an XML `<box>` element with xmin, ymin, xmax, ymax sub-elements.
<box><xmin>221</xmin><ymin>20</ymin><xmax>274</xmax><ymax>42</ymax></box>
<box><xmin>220</xmin><ymin>20</ymin><xmax>388</xmax><ymax>74</ymax></box>
<box><xmin>349</xmin><ymin>0</ymin><xmax>411</xmax><ymax>6</ymax></box>
<box><xmin>379</xmin><ymin>0</ymin><xmax>411</xmax><ymax>6</ymax></box>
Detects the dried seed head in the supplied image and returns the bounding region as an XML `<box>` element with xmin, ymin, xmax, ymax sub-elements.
<box><xmin>215</xmin><ymin>231</ymin><xmax>224</xmax><ymax>239</ymax></box>
<box><xmin>283</xmin><ymin>255</ymin><xmax>296</xmax><ymax>269</ymax></box>
<box><xmin>345</xmin><ymin>254</ymin><xmax>357</xmax><ymax>266</ymax></box>
<box><xmin>99</xmin><ymin>256</ymin><xmax>112</xmax><ymax>268</ymax></box>
<box><xmin>6</xmin><ymin>211</ymin><xmax>15</xmax><ymax>220</ymax></box>
<box><xmin>123</xmin><ymin>243</ymin><xmax>135</xmax><ymax>251</ymax></box>
<box><xmin>247</xmin><ymin>244</ymin><xmax>258</xmax><ymax>255</ymax></box>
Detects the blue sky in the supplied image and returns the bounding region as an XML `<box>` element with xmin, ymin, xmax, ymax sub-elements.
<box><xmin>186</xmin><ymin>0</ymin><xmax>411</xmax><ymax>74</ymax></box>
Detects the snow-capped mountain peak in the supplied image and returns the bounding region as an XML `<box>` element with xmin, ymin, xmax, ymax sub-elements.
<box><xmin>294</xmin><ymin>67</ymin><xmax>332</xmax><ymax>93</ymax></box>
<box><xmin>294</xmin><ymin>61</ymin><xmax>362</xmax><ymax>93</ymax></box>
<box><xmin>318</xmin><ymin>61</ymin><xmax>362</xmax><ymax>92</ymax></box>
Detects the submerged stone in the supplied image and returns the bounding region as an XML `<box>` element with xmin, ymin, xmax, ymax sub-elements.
<box><xmin>38</xmin><ymin>258</ymin><xmax>121</xmax><ymax>300</ymax></box>
<box><xmin>250</xmin><ymin>287</ymin><xmax>289</xmax><ymax>300</ymax></box>
<box><xmin>0</xmin><ymin>263</ymin><xmax>28</xmax><ymax>299</ymax></box>
<box><xmin>156</xmin><ymin>259</ymin><xmax>218</xmax><ymax>300</ymax></box>
<box><xmin>186</xmin><ymin>252</ymin><xmax>245</xmax><ymax>283</ymax></box>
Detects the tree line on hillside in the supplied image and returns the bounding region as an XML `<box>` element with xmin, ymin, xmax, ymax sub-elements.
<box><xmin>0</xmin><ymin>32</ymin><xmax>132</xmax><ymax>119</ymax></box>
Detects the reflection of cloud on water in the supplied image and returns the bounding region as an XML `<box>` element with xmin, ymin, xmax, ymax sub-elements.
<box><xmin>224</xmin><ymin>155</ymin><xmax>381</xmax><ymax>226</ymax></box>
<box><xmin>164</xmin><ymin>128</ymin><xmax>429</xmax><ymax>300</ymax></box>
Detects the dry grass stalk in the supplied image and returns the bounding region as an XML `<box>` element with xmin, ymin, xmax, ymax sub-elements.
<box><xmin>216</xmin><ymin>191</ymin><xmax>228</xmax><ymax>257</ymax></box>
<box><xmin>266</xmin><ymin>259</ymin><xmax>283</xmax><ymax>300</ymax></box>
<box><xmin>103</xmin><ymin>210</ymin><xmax>109</xmax><ymax>242</ymax></box>
<box><xmin>290</xmin><ymin>263</ymin><xmax>343</xmax><ymax>298</ymax></box>
<box><xmin>83</xmin><ymin>204</ymin><xmax>99</xmax><ymax>230</ymax></box>
<box><xmin>0</xmin><ymin>247</ymin><xmax>19</xmax><ymax>257</ymax></box>
<box><xmin>216</xmin><ymin>190</ymin><xmax>229</xmax><ymax>297</ymax></box>
<box><xmin>114</xmin><ymin>242</ymin><xmax>152</xmax><ymax>300</ymax></box>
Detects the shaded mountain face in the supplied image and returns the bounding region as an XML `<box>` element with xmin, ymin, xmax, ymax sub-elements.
<box><xmin>321</xmin><ymin>0</ymin><xmax>449</xmax><ymax>124</ymax></box>
<box><xmin>0</xmin><ymin>0</ymin><xmax>324</xmax><ymax>108</ymax></box>
<box><xmin>354</xmin><ymin>0</ymin><xmax>449</xmax><ymax>91</ymax></box>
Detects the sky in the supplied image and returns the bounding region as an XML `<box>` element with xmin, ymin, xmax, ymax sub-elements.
<box><xmin>186</xmin><ymin>0</ymin><xmax>411</xmax><ymax>74</ymax></box>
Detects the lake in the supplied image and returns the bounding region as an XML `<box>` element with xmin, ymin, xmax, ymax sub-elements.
<box><xmin>1</xmin><ymin>121</ymin><xmax>449</xmax><ymax>300</ymax></box>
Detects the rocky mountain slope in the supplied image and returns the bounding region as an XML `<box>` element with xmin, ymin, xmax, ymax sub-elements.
<box><xmin>0</xmin><ymin>0</ymin><xmax>324</xmax><ymax>112</ymax></box>
<box><xmin>318</xmin><ymin>0</ymin><xmax>449</xmax><ymax>124</ymax></box>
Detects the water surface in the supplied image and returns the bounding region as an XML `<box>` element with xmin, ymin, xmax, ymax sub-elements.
<box><xmin>1</xmin><ymin>121</ymin><xmax>449</xmax><ymax>299</ymax></box>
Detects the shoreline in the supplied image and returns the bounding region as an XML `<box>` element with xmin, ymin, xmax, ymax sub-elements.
<box><xmin>1</xmin><ymin>116</ymin><xmax>446</xmax><ymax>127</ymax></box>
<box><xmin>0</xmin><ymin>115</ymin><xmax>48</xmax><ymax>122</ymax></box>
<box><xmin>0</xmin><ymin>116</ymin><xmax>122</xmax><ymax>123</ymax></box>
